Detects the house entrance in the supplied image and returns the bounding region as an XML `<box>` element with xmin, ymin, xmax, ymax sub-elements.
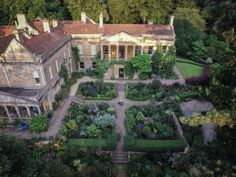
<box><xmin>119</xmin><ymin>68</ymin><xmax>124</xmax><ymax>78</ymax></box>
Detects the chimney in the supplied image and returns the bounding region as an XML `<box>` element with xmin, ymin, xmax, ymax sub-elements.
<box><xmin>169</xmin><ymin>15</ymin><xmax>174</xmax><ymax>26</ymax></box>
<box><xmin>43</xmin><ymin>20</ymin><xmax>51</xmax><ymax>33</ymax></box>
<box><xmin>99</xmin><ymin>12</ymin><xmax>103</xmax><ymax>27</ymax></box>
<box><xmin>81</xmin><ymin>12</ymin><xmax>87</xmax><ymax>23</ymax></box>
<box><xmin>148</xmin><ymin>20</ymin><xmax>153</xmax><ymax>25</ymax></box>
<box><xmin>52</xmin><ymin>20</ymin><xmax>58</xmax><ymax>28</ymax></box>
<box><xmin>16</xmin><ymin>14</ymin><xmax>27</xmax><ymax>29</ymax></box>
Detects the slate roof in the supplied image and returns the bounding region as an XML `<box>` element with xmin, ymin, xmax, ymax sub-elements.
<box><xmin>0</xmin><ymin>35</ymin><xmax>15</xmax><ymax>55</ymax></box>
<box><xmin>0</xmin><ymin>87</ymin><xmax>40</xmax><ymax>97</ymax></box>
<box><xmin>63</xmin><ymin>22</ymin><xmax>174</xmax><ymax>36</ymax></box>
<box><xmin>0</xmin><ymin>26</ymin><xmax>16</xmax><ymax>37</ymax></box>
<box><xmin>22</xmin><ymin>27</ymin><xmax>69</xmax><ymax>55</ymax></box>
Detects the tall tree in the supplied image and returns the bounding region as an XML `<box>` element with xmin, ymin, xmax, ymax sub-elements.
<box><xmin>65</xmin><ymin>0</ymin><xmax>109</xmax><ymax>22</ymax></box>
<box><xmin>174</xmin><ymin>7</ymin><xmax>206</xmax><ymax>31</ymax></box>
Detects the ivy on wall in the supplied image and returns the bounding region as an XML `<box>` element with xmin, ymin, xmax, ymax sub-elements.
<box><xmin>72</xmin><ymin>47</ymin><xmax>80</xmax><ymax>70</ymax></box>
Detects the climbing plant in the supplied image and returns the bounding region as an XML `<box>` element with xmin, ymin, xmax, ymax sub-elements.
<box><xmin>72</xmin><ymin>47</ymin><xmax>80</xmax><ymax>70</ymax></box>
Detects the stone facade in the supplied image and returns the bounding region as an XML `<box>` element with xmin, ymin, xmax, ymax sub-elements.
<box><xmin>0</xmin><ymin>15</ymin><xmax>72</xmax><ymax>120</ymax></box>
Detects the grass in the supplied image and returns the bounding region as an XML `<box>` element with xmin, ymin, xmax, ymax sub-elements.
<box><xmin>176</xmin><ymin>61</ymin><xmax>204</xmax><ymax>79</ymax></box>
<box><xmin>125</xmin><ymin>138</ymin><xmax>186</xmax><ymax>152</ymax></box>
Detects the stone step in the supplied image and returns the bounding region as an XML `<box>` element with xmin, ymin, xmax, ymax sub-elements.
<box><xmin>112</xmin><ymin>159</ymin><xmax>129</xmax><ymax>164</ymax></box>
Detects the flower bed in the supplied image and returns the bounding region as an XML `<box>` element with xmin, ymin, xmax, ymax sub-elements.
<box><xmin>77</xmin><ymin>81</ymin><xmax>118</xmax><ymax>100</ymax></box>
<box><xmin>126</xmin><ymin>80</ymin><xmax>200</xmax><ymax>102</ymax></box>
<box><xmin>60</xmin><ymin>102</ymin><xmax>117</xmax><ymax>139</ymax></box>
<box><xmin>125</xmin><ymin>103</ymin><xmax>186</xmax><ymax>152</ymax></box>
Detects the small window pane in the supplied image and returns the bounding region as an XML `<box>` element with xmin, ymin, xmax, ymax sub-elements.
<box><xmin>91</xmin><ymin>45</ymin><xmax>96</xmax><ymax>55</ymax></box>
<box><xmin>148</xmin><ymin>46</ymin><xmax>153</xmax><ymax>54</ymax></box>
<box><xmin>80</xmin><ymin>62</ymin><xmax>84</xmax><ymax>68</ymax></box>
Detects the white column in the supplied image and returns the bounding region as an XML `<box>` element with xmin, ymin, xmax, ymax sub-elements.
<box><xmin>108</xmin><ymin>45</ymin><xmax>111</xmax><ymax>61</ymax></box>
<box><xmin>15</xmin><ymin>106</ymin><xmax>21</xmax><ymax>119</ymax></box>
<box><xmin>4</xmin><ymin>106</ymin><xmax>11</xmax><ymax>121</ymax></box>
<box><xmin>116</xmin><ymin>44</ymin><xmax>119</xmax><ymax>61</ymax></box>
<box><xmin>100</xmin><ymin>45</ymin><xmax>103</xmax><ymax>60</ymax></box>
<box><xmin>133</xmin><ymin>45</ymin><xmax>135</xmax><ymax>57</ymax></box>
<box><xmin>37</xmin><ymin>106</ymin><xmax>41</xmax><ymax>114</ymax></box>
<box><xmin>141</xmin><ymin>46</ymin><xmax>144</xmax><ymax>55</ymax></box>
<box><xmin>26</xmin><ymin>106</ymin><xmax>31</xmax><ymax>117</ymax></box>
<box><xmin>125</xmin><ymin>45</ymin><xmax>128</xmax><ymax>60</ymax></box>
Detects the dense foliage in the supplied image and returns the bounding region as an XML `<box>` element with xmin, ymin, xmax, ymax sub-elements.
<box><xmin>126</xmin><ymin>80</ymin><xmax>200</xmax><ymax>102</ymax></box>
<box><xmin>125</xmin><ymin>104</ymin><xmax>177</xmax><ymax>140</ymax></box>
<box><xmin>0</xmin><ymin>136</ymin><xmax>116</xmax><ymax>177</ymax></box>
<box><xmin>29</xmin><ymin>114</ymin><xmax>49</xmax><ymax>133</ymax></box>
<box><xmin>77</xmin><ymin>81</ymin><xmax>118</xmax><ymax>99</ymax></box>
<box><xmin>151</xmin><ymin>46</ymin><xmax>177</xmax><ymax>79</ymax></box>
<box><xmin>60</xmin><ymin>103</ymin><xmax>116</xmax><ymax>139</ymax></box>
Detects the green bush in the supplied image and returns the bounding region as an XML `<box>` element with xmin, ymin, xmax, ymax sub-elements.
<box><xmin>68</xmin><ymin>138</ymin><xmax>117</xmax><ymax>151</ymax></box>
<box><xmin>135</xmin><ymin>111</ymin><xmax>145</xmax><ymax>121</ymax></box>
<box><xmin>85</xmin><ymin>124</ymin><xmax>102</xmax><ymax>138</ymax></box>
<box><xmin>29</xmin><ymin>114</ymin><xmax>49</xmax><ymax>133</ymax></box>
<box><xmin>125</xmin><ymin>138</ymin><xmax>186</xmax><ymax>152</ymax></box>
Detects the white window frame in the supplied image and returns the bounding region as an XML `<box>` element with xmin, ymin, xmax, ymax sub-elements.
<box><xmin>55</xmin><ymin>59</ymin><xmax>59</xmax><ymax>71</ymax></box>
<box><xmin>32</xmin><ymin>71</ymin><xmax>40</xmax><ymax>85</ymax></box>
<box><xmin>91</xmin><ymin>44</ymin><xmax>96</xmax><ymax>55</ymax></box>
<box><xmin>49</xmin><ymin>66</ymin><xmax>53</xmax><ymax>79</ymax></box>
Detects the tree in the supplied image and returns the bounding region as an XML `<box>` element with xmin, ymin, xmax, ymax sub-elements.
<box><xmin>131</xmin><ymin>54</ymin><xmax>152</xmax><ymax>75</ymax></box>
<box><xmin>174</xmin><ymin>7</ymin><xmax>206</xmax><ymax>31</ymax></box>
<box><xmin>187</xmin><ymin>40</ymin><xmax>207</xmax><ymax>61</ymax></box>
<box><xmin>205</xmin><ymin>35</ymin><xmax>231</xmax><ymax>64</ymax></box>
<box><xmin>65</xmin><ymin>0</ymin><xmax>109</xmax><ymax>22</ymax></box>
<box><xmin>174</xmin><ymin>19</ymin><xmax>205</xmax><ymax>57</ymax></box>
<box><xmin>108</xmin><ymin>0</ymin><xmax>128</xmax><ymax>23</ymax></box>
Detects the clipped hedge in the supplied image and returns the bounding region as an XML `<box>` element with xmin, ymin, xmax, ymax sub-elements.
<box><xmin>68</xmin><ymin>133</ymin><xmax>118</xmax><ymax>150</ymax></box>
<box><xmin>84</xmin><ymin>96</ymin><xmax>114</xmax><ymax>100</ymax></box>
<box><xmin>124</xmin><ymin>137</ymin><xmax>186</xmax><ymax>152</ymax></box>
<box><xmin>68</xmin><ymin>139</ymin><xmax>117</xmax><ymax>151</ymax></box>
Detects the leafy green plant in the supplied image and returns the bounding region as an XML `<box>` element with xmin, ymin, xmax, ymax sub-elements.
<box><xmin>29</xmin><ymin>114</ymin><xmax>49</xmax><ymax>133</ymax></box>
<box><xmin>136</xmin><ymin>111</ymin><xmax>145</xmax><ymax>121</ymax></box>
<box><xmin>142</xmin><ymin>126</ymin><xmax>152</xmax><ymax>137</ymax></box>
<box><xmin>85</xmin><ymin>124</ymin><xmax>102</xmax><ymax>138</ymax></box>
<box><xmin>66</xmin><ymin>119</ymin><xmax>79</xmax><ymax>130</ymax></box>
<box><xmin>95</xmin><ymin>114</ymin><xmax>115</xmax><ymax>129</ymax></box>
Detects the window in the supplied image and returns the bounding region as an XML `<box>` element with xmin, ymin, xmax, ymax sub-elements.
<box><xmin>148</xmin><ymin>46</ymin><xmax>153</xmax><ymax>54</ymax></box>
<box><xmin>92</xmin><ymin>62</ymin><xmax>96</xmax><ymax>68</ymax></box>
<box><xmin>32</xmin><ymin>71</ymin><xmax>40</xmax><ymax>85</ymax></box>
<box><xmin>162</xmin><ymin>45</ymin><xmax>167</xmax><ymax>53</ymax></box>
<box><xmin>135</xmin><ymin>46</ymin><xmax>141</xmax><ymax>56</ymax></box>
<box><xmin>55</xmin><ymin>59</ymin><xmax>59</xmax><ymax>71</ymax></box>
<box><xmin>103</xmin><ymin>46</ymin><xmax>109</xmax><ymax>55</ymax></box>
<box><xmin>91</xmin><ymin>45</ymin><xmax>96</xmax><ymax>55</ymax></box>
<box><xmin>49</xmin><ymin>66</ymin><xmax>53</xmax><ymax>79</ymax></box>
<box><xmin>80</xmin><ymin>62</ymin><xmax>84</xmax><ymax>69</ymax></box>
<box><xmin>77</xmin><ymin>45</ymin><xmax>83</xmax><ymax>55</ymax></box>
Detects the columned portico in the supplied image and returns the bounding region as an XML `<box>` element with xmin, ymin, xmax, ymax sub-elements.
<box><xmin>101</xmin><ymin>44</ymin><xmax>144</xmax><ymax>60</ymax></box>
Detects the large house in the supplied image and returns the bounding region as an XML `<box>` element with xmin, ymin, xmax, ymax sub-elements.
<box><xmin>0</xmin><ymin>13</ymin><xmax>175</xmax><ymax>120</ymax></box>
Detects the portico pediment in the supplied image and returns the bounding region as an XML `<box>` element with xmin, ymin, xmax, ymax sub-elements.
<box><xmin>102</xmin><ymin>32</ymin><xmax>142</xmax><ymax>43</ymax></box>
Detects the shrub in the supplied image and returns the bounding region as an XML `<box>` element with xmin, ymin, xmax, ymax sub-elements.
<box><xmin>66</xmin><ymin>119</ymin><xmax>79</xmax><ymax>130</ymax></box>
<box><xmin>29</xmin><ymin>114</ymin><xmax>49</xmax><ymax>133</ymax></box>
<box><xmin>125</xmin><ymin>138</ymin><xmax>186</xmax><ymax>152</ymax></box>
<box><xmin>151</xmin><ymin>80</ymin><xmax>162</xmax><ymax>90</ymax></box>
<box><xmin>136</xmin><ymin>111</ymin><xmax>145</xmax><ymax>122</ymax></box>
<box><xmin>186</xmin><ymin>65</ymin><xmax>210</xmax><ymax>86</ymax></box>
<box><xmin>106</xmin><ymin>106</ymin><xmax>116</xmax><ymax>114</ymax></box>
<box><xmin>142</xmin><ymin>126</ymin><xmax>152</xmax><ymax>137</ymax></box>
<box><xmin>95</xmin><ymin>114</ymin><xmax>115</xmax><ymax>129</ymax></box>
<box><xmin>85</xmin><ymin>124</ymin><xmax>102</xmax><ymax>138</ymax></box>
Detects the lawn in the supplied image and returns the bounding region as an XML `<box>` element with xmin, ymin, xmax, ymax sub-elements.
<box><xmin>176</xmin><ymin>61</ymin><xmax>204</xmax><ymax>79</ymax></box>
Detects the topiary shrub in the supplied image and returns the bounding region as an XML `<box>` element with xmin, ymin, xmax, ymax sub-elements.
<box><xmin>136</xmin><ymin>111</ymin><xmax>145</xmax><ymax>122</ymax></box>
<box><xmin>29</xmin><ymin>114</ymin><xmax>49</xmax><ymax>133</ymax></box>
<box><xmin>142</xmin><ymin>126</ymin><xmax>152</xmax><ymax>137</ymax></box>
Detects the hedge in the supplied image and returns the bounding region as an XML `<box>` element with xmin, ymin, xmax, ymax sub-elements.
<box><xmin>124</xmin><ymin>137</ymin><xmax>186</xmax><ymax>152</ymax></box>
<box><xmin>84</xmin><ymin>96</ymin><xmax>115</xmax><ymax>100</ymax></box>
<box><xmin>68</xmin><ymin>138</ymin><xmax>117</xmax><ymax>151</ymax></box>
